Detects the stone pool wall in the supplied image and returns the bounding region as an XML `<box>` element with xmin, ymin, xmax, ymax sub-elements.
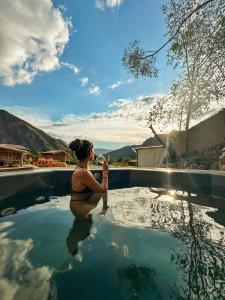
<box><xmin>0</xmin><ymin>168</ymin><xmax>225</xmax><ymax>200</ymax></box>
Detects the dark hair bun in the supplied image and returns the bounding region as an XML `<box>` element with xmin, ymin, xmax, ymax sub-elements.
<box><xmin>69</xmin><ymin>139</ymin><xmax>83</xmax><ymax>154</ymax></box>
<box><xmin>69</xmin><ymin>139</ymin><xmax>93</xmax><ymax>161</ymax></box>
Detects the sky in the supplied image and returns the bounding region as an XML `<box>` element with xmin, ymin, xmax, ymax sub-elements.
<box><xmin>0</xmin><ymin>0</ymin><xmax>180</xmax><ymax>149</ymax></box>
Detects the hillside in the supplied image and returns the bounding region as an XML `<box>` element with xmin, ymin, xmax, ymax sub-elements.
<box><xmin>105</xmin><ymin>145</ymin><xmax>138</xmax><ymax>159</ymax></box>
<box><xmin>0</xmin><ymin>110</ymin><xmax>69</xmax><ymax>152</ymax></box>
<box><xmin>94</xmin><ymin>148</ymin><xmax>110</xmax><ymax>155</ymax></box>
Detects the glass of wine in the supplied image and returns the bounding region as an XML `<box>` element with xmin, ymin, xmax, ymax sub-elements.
<box><xmin>95</xmin><ymin>154</ymin><xmax>105</xmax><ymax>165</ymax></box>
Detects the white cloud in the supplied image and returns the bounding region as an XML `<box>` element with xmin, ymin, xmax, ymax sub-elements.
<box><xmin>89</xmin><ymin>85</ymin><xmax>101</xmax><ymax>96</ymax></box>
<box><xmin>127</xmin><ymin>78</ymin><xmax>133</xmax><ymax>84</ymax></box>
<box><xmin>79</xmin><ymin>77</ymin><xmax>89</xmax><ymax>87</ymax></box>
<box><xmin>3</xmin><ymin>95</ymin><xmax>225</xmax><ymax>148</ymax></box>
<box><xmin>108</xmin><ymin>81</ymin><xmax>123</xmax><ymax>90</ymax></box>
<box><xmin>61</xmin><ymin>62</ymin><xmax>80</xmax><ymax>74</ymax></box>
<box><xmin>58</xmin><ymin>4</ymin><xmax>67</xmax><ymax>12</ymax></box>
<box><xmin>3</xmin><ymin>94</ymin><xmax>162</xmax><ymax>146</ymax></box>
<box><xmin>0</xmin><ymin>222</ymin><xmax>54</xmax><ymax>300</ymax></box>
<box><xmin>0</xmin><ymin>0</ymin><xmax>71</xmax><ymax>86</ymax></box>
<box><xmin>108</xmin><ymin>98</ymin><xmax>133</xmax><ymax>108</ymax></box>
<box><xmin>95</xmin><ymin>0</ymin><xmax>124</xmax><ymax>10</ymax></box>
<box><xmin>108</xmin><ymin>79</ymin><xmax>133</xmax><ymax>89</ymax></box>
<box><xmin>2</xmin><ymin>106</ymin><xmax>53</xmax><ymax>129</ymax></box>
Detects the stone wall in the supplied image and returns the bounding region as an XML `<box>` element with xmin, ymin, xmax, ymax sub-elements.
<box><xmin>170</xmin><ymin>109</ymin><xmax>225</xmax><ymax>155</ymax></box>
<box><xmin>188</xmin><ymin>109</ymin><xmax>225</xmax><ymax>153</ymax></box>
<box><xmin>136</xmin><ymin>109</ymin><xmax>225</xmax><ymax>169</ymax></box>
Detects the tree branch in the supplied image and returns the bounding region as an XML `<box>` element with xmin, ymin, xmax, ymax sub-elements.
<box><xmin>135</xmin><ymin>0</ymin><xmax>217</xmax><ymax>60</ymax></box>
<box><xmin>149</xmin><ymin>124</ymin><xmax>166</xmax><ymax>148</ymax></box>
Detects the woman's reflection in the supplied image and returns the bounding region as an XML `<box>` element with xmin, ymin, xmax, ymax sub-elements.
<box><xmin>67</xmin><ymin>192</ymin><xmax>108</xmax><ymax>257</ymax></box>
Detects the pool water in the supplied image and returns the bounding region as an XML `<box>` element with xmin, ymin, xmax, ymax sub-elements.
<box><xmin>0</xmin><ymin>187</ymin><xmax>225</xmax><ymax>300</ymax></box>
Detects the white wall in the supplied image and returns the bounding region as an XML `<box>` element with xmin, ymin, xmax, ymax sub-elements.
<box><xmin>138</xmin><ymin>147</ymin><xmax>165</xmax><ymax>167</ymax></box>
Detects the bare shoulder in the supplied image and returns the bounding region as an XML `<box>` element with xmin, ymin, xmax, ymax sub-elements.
<box><xmin>73</xmin><ymin>168</ymin><xmax>92</xmax><ymax>178</ymax></box>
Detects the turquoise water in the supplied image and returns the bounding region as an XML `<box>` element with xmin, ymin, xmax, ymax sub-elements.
<box><xmin>0</xmin><ymin>187</ymin><xmax>225</xmax><ymax>300</ymax></box>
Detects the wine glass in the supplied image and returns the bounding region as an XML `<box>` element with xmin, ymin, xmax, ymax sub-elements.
<box><xmin>95</xmin><ymin>154</ymin><xmax>105</xmax><ymax>165</ymax></box>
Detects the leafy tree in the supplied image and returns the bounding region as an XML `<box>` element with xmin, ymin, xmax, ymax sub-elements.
<box><xmin>163</xmin><ymin>0</ymin><xmax>225</xmax><ymax>154</ymax></box>
<box><xmin>123</xmin><ymin>0</ymin><xmax>225</xmax><ymax>155</ymax></box>
<box><xmin>122</xmin><ymin>0</ymin><xmax>219</xmax><ymax>78</ymax></box>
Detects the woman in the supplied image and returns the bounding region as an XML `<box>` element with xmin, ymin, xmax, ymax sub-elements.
<box><xmin>69</xmin><ymin>139</ymin><xmax>109</xmax><ymax>193</ymax></box>
<box><xmin>67</xmin><ymin>193</ymin><xmax>108</xmax><ymax>256</ymax></box>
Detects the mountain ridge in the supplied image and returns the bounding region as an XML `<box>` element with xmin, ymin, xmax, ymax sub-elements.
<box><xmin>0</xmin><ymin>109</ymin><xmax>69</xmax><ymax>152</ymax></box>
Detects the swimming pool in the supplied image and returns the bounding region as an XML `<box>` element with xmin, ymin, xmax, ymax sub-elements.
<box><xmin>0</xmin><ymin>185</ymin><xmax>225</xmax><ymax>300</ymax></box>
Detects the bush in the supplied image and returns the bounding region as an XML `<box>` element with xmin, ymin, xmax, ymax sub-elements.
<box><xmin>67</xmin><ymin>157</ymin><xmax>78</xmax><ymax>165</ymax></box>
<box><xmin>34</xmin><ymin>158</ymin><xmax>67</xmax><ymax>168</ymax></box>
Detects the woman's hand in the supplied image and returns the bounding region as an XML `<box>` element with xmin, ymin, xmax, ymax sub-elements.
<box><xmin>102</xmin><ymin>159</ymin><xmax>109</xmax><ymax>173</ymax></box>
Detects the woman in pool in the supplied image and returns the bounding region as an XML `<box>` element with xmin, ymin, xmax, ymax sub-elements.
<box><xmin>67</xmin><ymin>192</ymin><xmax>109</xmax><ymax>256</ymax></box>
<box><xmin>69</xmin><ymin>139</ymin><xmax>109</xmax><ymax>193</ymax></box>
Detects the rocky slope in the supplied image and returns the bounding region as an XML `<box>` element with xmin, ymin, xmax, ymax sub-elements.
<box><xmin>0</xmin><ymin>110</ymin><xmax>69</xmax><ymax>152</ymax></box>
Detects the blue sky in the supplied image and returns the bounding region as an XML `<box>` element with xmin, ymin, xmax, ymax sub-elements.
<box><xmin>0</xmin><ymin>0</ymin><xmax>179</xmax><ymax>148</ymax></box>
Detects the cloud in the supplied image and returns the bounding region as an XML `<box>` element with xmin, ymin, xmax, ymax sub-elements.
<box><xmin>3</xmin><ymin>94</ymin><xmax>225</xmax><ymax>148</ymax></box>
<box><xmin>108</xmin><ymin>79</ymin><xmax>133</xmax><ymax>89</ymax></box>
<box><xmin>58</xmin><ymin>4</ymin><xmax>67</xmax><ymax>12</ymax></box>
<box><xmin>108</xmin><ymin>98</ymin><xmax>133</xmax><ymax>108</ymax></box>
<box><xmin>89</xmin><ymin>85</ymin><xmax>101</xmax><ymax>96</ymax></box>
<box><xmin>0</xmin><ymin>0</ymin><xmax>71</xmax><ymax>86</ymax></box>
<box><xmin>3</xmin><ymin>94</ymin><xmax>162</xmax><ymax>147</ymax></box>
<box><xmin>61</xmin><ymin>62</ymin><xmax>80</xmax><ymax>74</ymax></box>
<box><xmin>127</xmin><ymin>78</ymin><xmax>133</xmax><ymax>84</ymax></box>
<box><xmin>108</xmin><ymin>81</ymin><xmax>123</xmax><ymax>90</ymax></box>
<box><xmin>79</xmin><ymin>77</ymin><xmax>89</xmax><ymax>87</ymax></box>
<box><xmin>2</xmin><ymin>106</ymin><xmax>53</xmax><ymax>129</ymax></box>
<box><xmin>0</xmin><ymin>222</ymin><xmax>54</xmax><ymax>300</ymax></box>
<box><xmin>95</xmin><ymin>0</ymin><xmax>124</xmax><ymax>10</ymax></box>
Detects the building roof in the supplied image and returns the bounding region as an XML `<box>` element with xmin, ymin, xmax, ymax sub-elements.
<box><xmin>134</xmin><ymin>145</ymin><xmax>165</xmax><ymax>151</ymax></box>
<box><xmin>40</xmin><ymin>150</ymin><xmax>69</xmax><ymax>155</ymax></box>
<box><xmin>24</xmin><ymin>152</ymin><xmax>34</xmax><ymax>157</ymax></box>
<box><xmin>0</xmin><ymin>144</ymin><xmax>27</xmax><ymax>150</ymax></box>
<box><xmin>0</xmin><ymin>144</ymin><xmax>26</xmax><ymax>153</ymax></box>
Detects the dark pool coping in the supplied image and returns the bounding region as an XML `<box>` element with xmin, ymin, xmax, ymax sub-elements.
<box><xmin>0</xmin><ymin>166</ymin><xmax>225</xmax><ymax>176</ymax></box>
<box><xmin>0</xmin><ymin>167</ymin><xmax>225</xmax><ymax>199</ymax></box>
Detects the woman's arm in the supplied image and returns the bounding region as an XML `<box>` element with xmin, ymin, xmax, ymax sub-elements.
<box><xmin>79</xmin><ymin>169</ymin><xmax>108</xmax><ymax>193</ymax></box>
<box><xmin>100</xmin><ymin>193</ymin><xmax>109</xmax><ymax>215</ymax></box>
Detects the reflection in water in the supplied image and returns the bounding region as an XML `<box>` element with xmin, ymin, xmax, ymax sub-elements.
<box><xmin>0</xmin><ymin>222</ymin><xmax>55</xmax><ymax>300</ymax></box>
<box><xmin>0</xmin><ymin>192</ymin><xmax>51</xmax><ymax>218</ymax></box>
<box><xmin>118</xmin><ymin>264</ymin><xmax>163</xmax><ymax>300</ymax></box>
<box><xmin>108</xmin><ymin>187</ymin><xmax>225</xmax><ymax>299</ymax></box>
<box><xmin>67</xmin><ymin>192</ymin><xmax>109</xmax><ymax>257</ymax></box>
<box><xmin>0</xmin><ymin>187</ymin><xmax>225</xmax><ymax>299</ymax></box>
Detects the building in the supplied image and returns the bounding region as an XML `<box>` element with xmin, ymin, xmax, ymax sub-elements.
<box><xmin>128</xmin><ymin>160</ymin><xmax>137</xmax><ymax>167</ymax></box>
<box><xmin>0</xmin><ymin>144</ymin><xmax>26</xmax><ymax>166</ymax></box>
<box><xmin>134</xmin><ymin>146</ymin><xmax>165</xmax><ymax>168</ymax></box>
<box><xmin>23</xmin><ymin>153</ymin><xmax>34</xmax><ymax>164</ymax></box>
<box><xmin>39</xmin><ymin>150</ymin><xmax>69</xmax><ymax>162</ymax></box>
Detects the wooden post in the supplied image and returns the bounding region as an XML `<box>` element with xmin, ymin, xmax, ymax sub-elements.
<box><xmin>137</xmin><ymin>149</ymin><xmax>139</xmax><ymax>167</ymax></box>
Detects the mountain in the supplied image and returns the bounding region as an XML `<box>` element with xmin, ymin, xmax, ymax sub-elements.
<box><xmin>105</xmin><ymin>145</ymin><xmax>138</xmax><ymax>159</ymax></box>
<box><xmin>105</xmin><ymin>134</ymin><xmax>169</xmax><ymax>159</ymax></box>
<box><xmin>94</xmin><ymin>148</ymin><xmax>111</xmax><ymax>155</ymax></box>
<box><xmin>0</xmin><ymin>110</ymin><xmax>69</xmax><ymax>152</ymax></box>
